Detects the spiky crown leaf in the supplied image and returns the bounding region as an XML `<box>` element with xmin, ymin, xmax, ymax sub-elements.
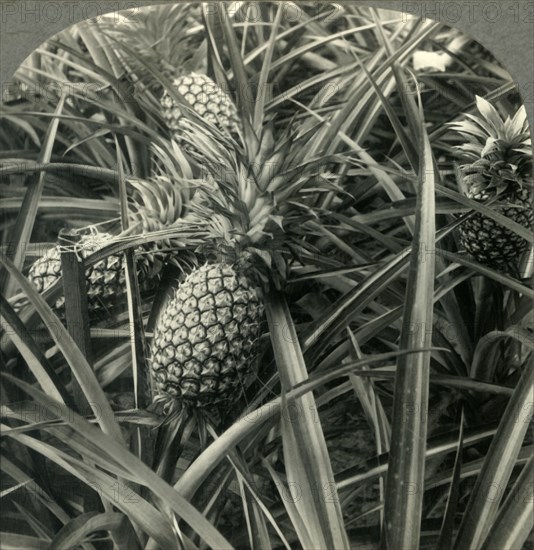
<box><xmin>449</xmin><ymin>96</ymin><xmax>533</xmax><ymax>186</ymax></box>
<box><xmin>57</xmin><ymin>175</ymin><xmax>197</xmax><ymax>279</ymax></box>
<box><xmin>128</xmin><ymin>176</ymin><xmax>188</xmax><ymax>232</ymax></box>
<box><xmin>180</xmin><ymin>119</ymin><xmax>346</xmax><ymax>284</ymax></box>
<box><xmin>99</xmin><ymin>4</ymin><xmax>205</xmax><ymax>83</ymax></box>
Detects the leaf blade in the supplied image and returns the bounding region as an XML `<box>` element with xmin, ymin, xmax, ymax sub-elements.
<box><xmin>380</xmin><ymin>88</ymin><xmax>436</xmax><ymax>550</ymax></box>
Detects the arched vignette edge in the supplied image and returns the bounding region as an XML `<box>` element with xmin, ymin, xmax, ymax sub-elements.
<box><xmin>0</xmin><ymin>1</ymin><xmax>532</xmax><ymax>154</ymax></box>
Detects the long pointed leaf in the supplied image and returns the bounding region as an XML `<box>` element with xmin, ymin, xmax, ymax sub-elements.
<box><xmin>2</xmin><ymin>375</ymin><xmax>233</xmax><ymax>550</ymax></box>
<box><xmin>1</xmin><ymin>92</ymin><xmax>66</xmax><ymax>297</ymax></box>
<box><xmin>454</xmin><ymin>363</ymin><xmax>533</xmax><ymax>549</ymax></box>
<box><xmin>0</xmin><ymin>257</ymin><xmax>123</xmax><ymax>442</ymax></box>
<box><xmin>260</xmin><ymin>290</ymin><xmax>349</xmax><ymax>548</ymax></box>
<box><xmin>380</xmin><ymin>92</ymin><xmax>436</xmax><ymax>550</ymax></box>
<box><xmin>480</xmin><ymin>456</ymin><xmax>534</xmax><ymax>550</ymax></box>
<box><xmin>49</xmin><ymin>512</ymin><xmax>126</xmax><ymax>550</ymax></box>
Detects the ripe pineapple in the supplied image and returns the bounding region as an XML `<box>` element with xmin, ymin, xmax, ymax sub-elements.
<box><xmin>151</xmin><ymin>263</ymin><xmax>264</xmax><ymax>408</ymax></box>
<box><xmin>160</xmin><ymin>72</ymin><xmax>240</xmax><ymax>143</ymax></box>
<box><xmin>22</xmin><ymin>175</ymin><xmax>189</xmax><ymax>316</ymax></box>
<box><xmin>450</xmin><ymin>96</ymin><xmax>533</xmax><ymax>266</ymax></box>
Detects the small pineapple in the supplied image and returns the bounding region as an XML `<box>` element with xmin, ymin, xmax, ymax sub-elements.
<box><xmin>160</xmin><ymin>73</ymin><xmax>240</xmax><ymax>142</ymax></box>
<box><xmin>22</xmin><ymin>176</ymin><xmax>189</xmax><ymax>316</ymax></box>
<box><xmin>150</xmin><ymin>263</ymin><xmax>264</xmax><ymax>408</ymax></box>
<box><xmin>27</xmin><ymin>230</ymin><xmax>127</xmax><ymax>314</ymax></box>
<box><xmin>450</xmin><ymin>96</ymin><xmax>533</xmax><ymax>266</ymax></box>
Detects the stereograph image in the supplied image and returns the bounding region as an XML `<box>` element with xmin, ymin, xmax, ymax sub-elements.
<box><xmin>0</xmin><ymin>3</ymin><xmax>532</xmax><ymax>549</ymax></box>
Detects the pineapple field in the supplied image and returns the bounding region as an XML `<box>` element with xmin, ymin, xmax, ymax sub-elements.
<box><xmin>1</xmin><ymin>3</ymin><xmax>533</xmax><ymax>549</ymax></box>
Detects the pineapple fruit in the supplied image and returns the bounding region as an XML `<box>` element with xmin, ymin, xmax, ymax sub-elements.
<box><xmin>160</xmin><ymin>72</ymin><xmax>240</xmax><ymax>142</ymax></box>
<box><xmin>27</xmin><ymin>230</ymin><xmax>127</xmax><ymax>315</ymax></box>
<box><xmin>22</xmin><ymin>176</ymin><xmax>187</xmax><ymax>316</ymax></box>
<box><xmin>450</xmin><ymin>96</ymin><xmax>533</xmax><ymax>266</ymax></box>
<box><xmin>150</xmin><ymin>263</ymin><xmax>264</xmax><ymax>408</ymax></box>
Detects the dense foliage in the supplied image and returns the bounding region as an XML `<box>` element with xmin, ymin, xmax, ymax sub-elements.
<box><xmin>1</xmin><ymin>4</ymin><xmax>532</xmax><ymax>549</ymax></box>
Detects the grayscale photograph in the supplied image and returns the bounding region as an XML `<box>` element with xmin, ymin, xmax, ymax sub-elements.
<box><xmin>0</xmin><ymin>2</ymin><xmax>532</xmax><ymax>549</ymax></box>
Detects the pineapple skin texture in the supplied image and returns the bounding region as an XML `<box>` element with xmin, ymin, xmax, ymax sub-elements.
<box><xmin>150</xmin><ymin>263</ymin><xmax>264</xmax><ymax>408</ymax></box>
<box><xmin>160</xmin><ymin>72</ymin><xmax>239</xmax><ymax>137</ymax></box>
<box><xmin>27</xmin><ymin>232</ymin><xmax>125</xmax><ymax>314</ymax></box>
<box><xmin>459</xmin><ymin>187</ymin><xmax>533</xmax><ymax>265</ymax></box>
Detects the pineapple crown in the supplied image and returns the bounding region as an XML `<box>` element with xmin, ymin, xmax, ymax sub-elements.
<box><xmin>124</xmin><ymin>174</ymin><xmax>205</xmax><ymax>272</ymax></box>
<box><xmin>62</xmin><ymin>175</ymin><xmax>198</xmax><ymax>274</ymax></box>
<box><xmin>449</xmin><ymin>96</ymin><xmax>533</xmax><ymax>192</ymax></box>
<box><xmin>181</xmin><ymin>118</ymin><xmax>345</xmax><ymax>285</ymax></box>
<box><xmin>99</xmin><ymin>4</ymin><xmax>206</xmax><ymax>83</ymax></box>
<box><xmin>127</xmin><ymin>175</ymin><xmax>189</xmax><ymax>232</ymax></box>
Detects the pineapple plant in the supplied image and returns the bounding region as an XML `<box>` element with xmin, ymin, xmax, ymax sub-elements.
<box><xmin>5</xmin><ymin>6</ymin><xmax>534</xmax><ymax>550</ymax></box>
<box><xmin>20</xmin><ymin>175</ymin><xmax>190</xmax><ymax>317</ymax></box>
<box><xmin>148</xmin><ymin>116</ymin><xmax>340</xmax><ymax>411</ymax></box>
<box><xmin>450</xmin><ymin>96</ymin><xmax>533</xmax><ymax>267</ymax></box>
<box><xmin>99</xmin><ymin>4</ymin><xmax>240</xmax><ymax>149</ymax></box>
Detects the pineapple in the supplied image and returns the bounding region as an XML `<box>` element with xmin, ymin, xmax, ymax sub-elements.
<box><xmin>27</xmin><ymin>230</ymin><xmax>128</xmax><ymax>314</ymax></box>
<box><xmin>160</xmin><ymin>72</ymin><xmax>240</xmax><ymax>143</ymax></box>
<box><xmin>151</xmin><ymin>263</ymin><xmax>264</xmax><ymax>408</ymax></box>
<box><xmin>22</xmin><ymin>175</ymin><xmax>189</xmax><ymax>316</ymax></box>
<box><xmin>450</xmin><ymin>96</ymin><xmax>533</xmax><ymax>266</ymax></box>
